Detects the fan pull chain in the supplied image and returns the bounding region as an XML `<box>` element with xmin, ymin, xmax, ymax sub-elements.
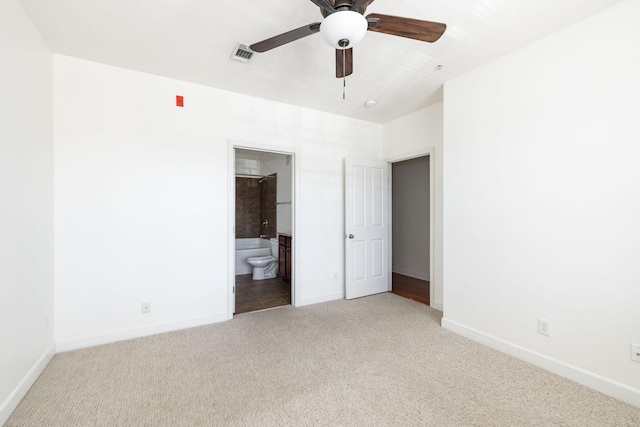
<box><xmin>337</xmin><ymin>40</ymin><xmax>350</xmax><ymax>100</ymax></box>
<box><xmin>342</xmin><ymin>48</ymin><xmax>346</xmax><ymax>100</ymax></box>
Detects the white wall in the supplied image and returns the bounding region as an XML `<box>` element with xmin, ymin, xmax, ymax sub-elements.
<box><xmin>54</xmin><ymin>55</ymin><xmax>382</xmax><ymax>350</ymax></box>
<box><xmin>442</xmin><ymin>0</ymin><xmax>640</xmax><ymax>406</ymax></box>
<box><xmin>392</xmin><ymin>157</ymin><xmax>430</xmax><ymax>280</ymax></box>
<box><xmin>0</xmin><ymin>0</ymin><xmax>55</xmax><ymax>423</ymax></box>
<box><xmin>383</xmin><ymin>102</ymin><xmax>443</xmax><ymax>310</ymax></box>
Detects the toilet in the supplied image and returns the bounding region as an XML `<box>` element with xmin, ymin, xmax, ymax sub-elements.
<box><xmin>247</xmin><ymin>238</ymin><xmax>279</xmax><ymax>280</ymax></box>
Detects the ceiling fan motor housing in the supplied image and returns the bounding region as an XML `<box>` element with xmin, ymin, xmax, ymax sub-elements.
<box><xmin>321</xmin><ymin>0</ymin><xmax>367</xmax><ymax>17</ymax></box>
<box><xmin>320</xmin><ymin>10</ymin><xmax>368</xmax><ymax>49</ymax></box>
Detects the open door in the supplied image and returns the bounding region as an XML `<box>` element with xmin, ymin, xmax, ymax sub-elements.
<box><xmin>345</xmin><ymin>158</ymin><xmax>391</xmax><ymax>299</ymax></box>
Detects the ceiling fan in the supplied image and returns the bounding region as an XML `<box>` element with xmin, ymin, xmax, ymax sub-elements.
<box><xmin>249</xmin><ymin>0</ymin><xmax>447</xmax><ymax>79</ymax></box>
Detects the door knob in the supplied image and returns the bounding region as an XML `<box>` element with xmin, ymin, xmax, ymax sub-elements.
<box><xmin>348</xmin><ymin>234</ymin><xmax>354</xmax><ymax>239</ymax></box>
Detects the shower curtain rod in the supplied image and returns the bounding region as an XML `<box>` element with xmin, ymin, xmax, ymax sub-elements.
<box><xmin>235</xmin><ymin>174</ymin><xmax>272</xmax><ymax>179</ymax></box>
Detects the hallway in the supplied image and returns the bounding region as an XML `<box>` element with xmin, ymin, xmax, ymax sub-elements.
<box><xmin>391</xmin><ymin>273</ymin><xmax>430</xmax><ymax>306</ymax></box>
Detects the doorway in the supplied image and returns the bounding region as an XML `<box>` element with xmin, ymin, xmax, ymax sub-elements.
<box><xmin>231</xmin><ymin>148</ymin><xmax>294</xmax><ymax>314</ymax></box>
<box><xmin>390</xmin><ymin>155</ymin><xmax>432</xmax><ymax>306</ymax></box>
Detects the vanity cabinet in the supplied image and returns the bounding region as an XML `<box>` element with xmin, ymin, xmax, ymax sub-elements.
<box><xmin>278</xmin><ymin>235</ymin><xmax>292</xmax><ymax>283</ymax></box>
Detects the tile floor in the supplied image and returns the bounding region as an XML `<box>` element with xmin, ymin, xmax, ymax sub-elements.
<box><xmin>235</xmin><ymin>274</ymin><xmax>291</xmax><ymax>314</ymax></box>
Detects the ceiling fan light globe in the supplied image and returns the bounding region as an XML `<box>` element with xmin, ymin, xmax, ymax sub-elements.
<box><xmin>320</xmin><ymin>11</ymin><xmax>368</xmax><ymax>49</ymax></box>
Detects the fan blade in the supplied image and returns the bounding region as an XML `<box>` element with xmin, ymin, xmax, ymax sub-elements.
<box><xmin>250</xmin><ymin>23</ymin><xmax>321</xmax><ymax>53</ymax></box>
<box><xmin>336</xmin><ymin>48</ymin><xmax>353</xmax><ymax>78</ymax></box>
<box><xmin>352</xmin><ymin>0</ymin><xmax>376</xmax><ymax>9</ymax></box>
<box><xmin>309</xmin><ymin>0</ymin><xmax>336</xmax><ymax>14</ymax></box>
<box><xmin>365</xmin><ymin>13</ymin><xmax>446</xmax><ymax>43</ymax></box>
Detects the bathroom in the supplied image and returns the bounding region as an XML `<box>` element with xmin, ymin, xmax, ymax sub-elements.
<box><xmin>234</xmin><ymin>148</ymin><xmax>293</xmax><ymax>314</ymax></box>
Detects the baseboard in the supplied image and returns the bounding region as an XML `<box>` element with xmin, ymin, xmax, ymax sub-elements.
<box><xmin>392</xmin><ymin>267</ymin><xmax>430</xmax><ymax>281</ymax></box>
<box><xmin>299</xmin><ymin>292</ymin><xmax>345</xmax><ymax>307</ymax></box>
<box><xmin>441</xmin><ymin>317</ymin><xmax>640</xmax><ymax>408</ymax></box>
<box><xmin>0</xmin><ymin>343</ymin><xmax>56</xmax><ymax>426</ymax></box>
<box><xmin>56</xmin><ymin>313</ymin><xmax>229</xmax><ymax>352</ymax></box>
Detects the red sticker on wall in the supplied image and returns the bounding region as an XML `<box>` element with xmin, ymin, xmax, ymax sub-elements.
<box><xmin>176</xmin><ymin>95</ymin><xmax>184</xmax><ymax>107</ymax></box>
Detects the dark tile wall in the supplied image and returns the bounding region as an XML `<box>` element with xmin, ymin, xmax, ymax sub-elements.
<box><xmin>235</xmin><ymin>174</ymin><xmax>277</xmax><ymax>239</ymax></box>
<box><xmin>235</xmin><ymin>178</ymin><xmax>260</xmax><ymax>238</ymax></box>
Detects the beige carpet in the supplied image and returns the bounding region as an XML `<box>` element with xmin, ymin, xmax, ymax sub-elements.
<box><xmin>6</xmin><ymin>293</ymin><xmax>640</xmax><ymax>426</ymax></box>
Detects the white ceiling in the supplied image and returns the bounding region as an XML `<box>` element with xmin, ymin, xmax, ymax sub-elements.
<box><xmin>19</xmin><ymin>0</ymin><xmax>623</xmax><ymax>123</ymax></box>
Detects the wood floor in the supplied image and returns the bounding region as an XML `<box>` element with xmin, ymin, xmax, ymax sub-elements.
<box><xmin>391</xmin><ymin>273</ymin><xmax>430</xmax><ymax>306</ymax></box>
<box><xmin>235</xmin><ymin>274</ymin><xmax>291</xmax><ymax>314</ymax></box>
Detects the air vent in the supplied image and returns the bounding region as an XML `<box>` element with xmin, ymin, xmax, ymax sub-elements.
<box><xmin>230</xmin><ymin>43</ymin><xmax>255</xmax><ymax>63</ymax></box>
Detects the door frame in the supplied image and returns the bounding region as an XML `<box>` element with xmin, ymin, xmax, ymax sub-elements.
<box><xmin>227</xmin><ymin>140</ymin><xmax>299</xmax><ymax>319</ymax></box>
<box><xmin>385</xmin><ymin>148</ymin><xmax>435</xmax><ymax>306</ymax></box>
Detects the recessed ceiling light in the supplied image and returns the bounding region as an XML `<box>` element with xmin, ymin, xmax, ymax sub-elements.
<box><xmin>364</xmin><ymin>100</ymin><xmax>377</xmax><ymax>108</ymax></box>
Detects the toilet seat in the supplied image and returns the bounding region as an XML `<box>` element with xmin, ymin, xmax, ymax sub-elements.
<box><xmin>250</xmin><ymin>255</ymin><xmax>276</xmax><ymax>262</ymax></box>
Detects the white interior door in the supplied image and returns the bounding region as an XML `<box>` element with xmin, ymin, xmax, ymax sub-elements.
<box><xmin>345</xmin><ymin>158</ymin><xmax>391</xmax><ymax>299</ymax></box>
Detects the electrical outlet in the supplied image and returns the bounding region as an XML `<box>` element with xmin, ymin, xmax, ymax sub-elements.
<box><xmin>141</xmin><ymin>302</ymin><xmax>151</xmax><ymax>314</ymax></box>
<box><xmin>538</xmin><ymin>318</ymin><xmax>551</xmax><ymax>337</ymax></box>
<box><xmin>631</xmin><ymin>343</ymin><xmax>640</xmax><ymax>363</ymax></box>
